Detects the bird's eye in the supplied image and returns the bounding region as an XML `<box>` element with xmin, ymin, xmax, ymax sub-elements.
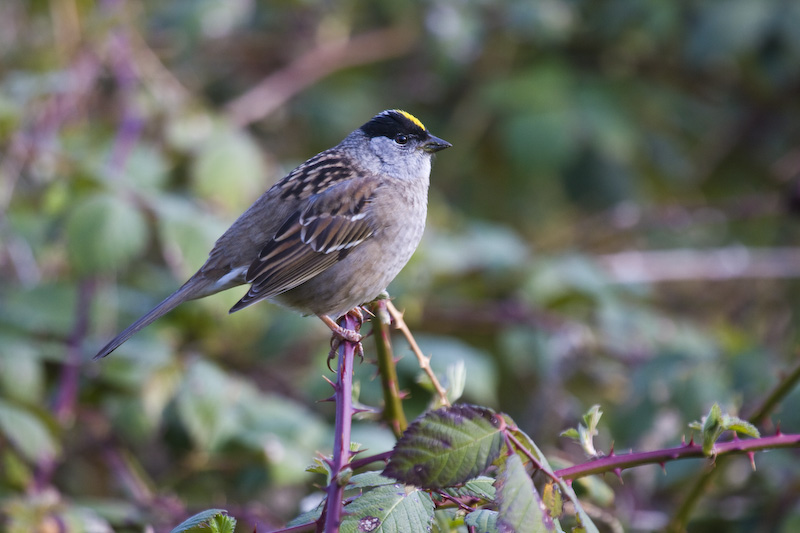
<box><xmin>394</xmin><ymin>134</ymin><xmax>409</xmax><ymax>145</ymax></box>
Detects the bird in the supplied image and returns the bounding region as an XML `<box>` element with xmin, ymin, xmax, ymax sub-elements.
<box><xmin>94</xmin><ymin>109</ymin><xmax>451</xmax><ymax>359</ymax></box>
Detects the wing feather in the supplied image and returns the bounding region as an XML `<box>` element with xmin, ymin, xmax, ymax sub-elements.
<box><xmin>229</xmin><ymin>178</ymin><xmax>379</xmax><ymax>313</ymax></box>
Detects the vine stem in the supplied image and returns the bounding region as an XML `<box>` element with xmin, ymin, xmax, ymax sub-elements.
<box><xmin>667</xmin><ymin>357</ymin><xmax>800</xmax><ymax>532</ymax></box>
<box><xmin>323</xmin><ymin>313</ymin><xmax>360</xmax><ymax>533</ymax></box>
<box><xmin>385</xmin><ymin>301</ymin><xmax>450</xmax><ymax>407</ymax></box>
<box><xmin>554</xmin><ymin>432</ymin><xmax>800</xmax><ymax>481</ymax></box>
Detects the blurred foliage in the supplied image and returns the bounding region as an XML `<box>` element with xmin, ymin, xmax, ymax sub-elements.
<box><xmin>2</xmin><ymin>0</ymin><xmax>800</xmax><ymax>531</ymax></box>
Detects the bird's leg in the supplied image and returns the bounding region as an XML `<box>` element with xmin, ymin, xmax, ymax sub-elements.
<box><xmin>321</xmin><ymin>312</ymin><xmax>365</xmax><ymax>367</ymax></box>
<box><xmin>319</xmin><ymin>314</ymin><xmax>362</xmax><ymax>343</ymax></box>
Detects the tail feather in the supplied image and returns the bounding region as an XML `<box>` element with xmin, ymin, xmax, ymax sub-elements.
<box><xmin>94</xmin><ymin>277</ymin><xmax>211</xmax><ymax>359</ymax></box>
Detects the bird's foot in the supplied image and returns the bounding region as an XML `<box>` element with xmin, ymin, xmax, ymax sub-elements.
<box><xmin>320</xmin><ymin>313</ymin><xmax>364</xmax><ymax>368</ymax></box>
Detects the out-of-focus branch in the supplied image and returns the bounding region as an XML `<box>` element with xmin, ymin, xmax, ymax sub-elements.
<box><xmin>597</xmin><ymin>246</ymin><xmax>800</xmax><ymax>284</ymax></box>
<box><xmin>372</xmin><ymin>300</ymin><xmax>408</xmax><ymax>438</ymax></box>
<box><xmin>225</xmin><ymin>26</ymin><xmax>418</xmax><ymax>127</ymax></box>
<box><xmin>386</xmin><ymin>301</ymin><xmax>450</xmax><ymax>407</ymax></box>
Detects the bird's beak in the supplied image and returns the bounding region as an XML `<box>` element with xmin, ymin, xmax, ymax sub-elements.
<box><xmin>422</xmin><ymin>135</ymin><xmax>452</xmax><ymax>153</ymax></box>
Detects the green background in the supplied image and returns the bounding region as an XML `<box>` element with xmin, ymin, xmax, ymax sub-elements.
<box><xmin>2</xmin><ymin>0</ymin><xmax>800</xmax><ymax>531</ymax></box>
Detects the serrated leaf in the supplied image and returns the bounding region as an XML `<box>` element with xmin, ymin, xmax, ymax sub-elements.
<box><xmin>722</xmin><ymin>416</ymin><xmax>760</xmax><ymax>438</ymax></box>
<box><xmin>465</xmin><ymin>509</ymin><xmax>499</xmax><ymax>532</ymax></box>
<box><xmin>0</xmin><ymin>399</ymin><xmax>60</xmax><ymax>463</ymax></box>
<box><xmin>496</xmin><ymin>454</ymin><xmax>553</xmax><ymax>533</ymax></box>
<box><xmin>340</xmin><ymin>484</ymin><xmax>434</xmax><ymax>533</ymax></box>
<box><xmin>383</xmin><ymin>405</ymin><xmax>504</xmax><ymax>489</ymax></box>
<box><xmin>349</xmin><ymin>471</ymin><xmax>397</xmax><ymax>489</ymax></box>
<box><xmin>443</xmin><ymin>476</ymin><xmax>496</xmax><ymax>501</ymax></box>
<box><xmin>169</xmin><ymin>509</ymin><xmax>233</xmax><ymax>533</ymax></box>
<box><xmin>66</xmin><ymin>194</ymin><xmax>148</xmax><ymax>275</ymax></box>
<box><xmin>504</xmin><ymin>418</ymin><xmax>599</xmax><ymax>533</ymax></box>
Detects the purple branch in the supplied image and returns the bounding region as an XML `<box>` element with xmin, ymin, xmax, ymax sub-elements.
<box><xmin>323</xmin><ymin>314</ymin><xmax>361</xmax><ymax>533</ymax></box>
<box><xmin>554</xmin><ymin>432</ymin><xmax>800</xmax><ymax>481</ymax></box>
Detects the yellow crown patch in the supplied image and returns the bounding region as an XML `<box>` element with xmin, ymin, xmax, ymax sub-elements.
<box><xmin>395</xmin><ymin>110</ymin><xmax>426</xmax><ymax>131</ymax></box>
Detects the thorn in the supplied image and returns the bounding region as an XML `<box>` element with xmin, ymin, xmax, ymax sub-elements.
<box><xmin>352</xmin><ymin>407</ymin><xmax>372</xmax><ymax>415</ymax></box>
<box><xmin>608</xmin><ymin>442</ymin><xmax>616</xmax><ymax>456</ymax></box>
<box><xmin>748</xmin><ymin>451</ymin><xmax>756</xmax><ymax>471</ymax></box>
<box><xmin>732</xmin><ymin>432</ymin><xmax>740</xmax><ymax>442</ymax></box>
<box><xmin>349</xmin><ymin>449</ymin><xmax>364</xmax><ymax>458</ymax></box>
<box><xmin>322</xmin><ymin>375</ymin><xmax>337</xmax><ymax>389</ymax></box>
<box><xmin>659</xmin><ymin>462</ymin><xmax>666</xmax><ymax>474</ymax></box>
<box><xmin>776</xmin><ymin>422</ymin><xmax>783</xmax><ymax>435</ymax></box>
<box><xmin>398</xmin><ymin>390</ymin><xmax>410</xmax><ymax>399</ymax></box>
<box><xmin>613</xmin><ymin>468</ymin><xmax>623</xmax><ymax>483</ymax></box>
<box><xmin>688</xmin><ymin>436</ymin><xmax>695</xmax><ymax>447</ymax></box>
<box><xmin>318</xmin><ymin>395</ymin><xmax>336</xmax><ymax>403</ymax></box>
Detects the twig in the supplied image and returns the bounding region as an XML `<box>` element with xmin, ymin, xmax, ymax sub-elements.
<box><xmin>385</xmin><ymin>301</ymin><xmax>450</xmax><ymax>407</ymax></box>
<box><xmin>224</xmin><ymin>26</ymin><xmax>418</xmax><ymax>127</ymax></box>
<box><xmin>372</xmin><ymin>300</ymin><xmax>408</xmax><ymax>438</ymax></box>
<box><xmin>323</xmin><ymin>313</ymin><xmax>361</xmax><ymax>533</ymax></box>
<box><xmin>667</xmin><ymin>358</ymin><xmax>800</xmax><ymax>532</ymax></box>
<box><xmin>747</xmin><ymin>358</ymin><xmax>800</xmax><ymax>425</ymax></box>
<box><xmin>53</xmin><ymin>279</ymin><xmax>96</xmax><ymax>424</ymax></box>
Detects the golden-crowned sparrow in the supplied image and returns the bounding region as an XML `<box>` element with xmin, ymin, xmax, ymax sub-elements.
<box><xmin>95</xmin><ymin>110</ymin><xmax>450</xmax><ymax>358</ymax></box>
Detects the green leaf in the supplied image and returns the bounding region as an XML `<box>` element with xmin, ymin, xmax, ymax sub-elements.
<box><xmin>505</xmin><ymin>420</ymin><xmax>599</xmax><ymax>533</ymax></box>
<box><xmin>443</xmin><ymin>476</ymin><xmax>496</xmax><ymax>501</ymax></box>
<box><xmin>560</xmin><ymin>405</ymin><xmax>602</xmax><ymax>457</ymax></box>
<box><xmin>349</xmin><ymin>471</ymin><xmax>397</xmax><ymax>489</ymax></box>
<box><xmin>169</xmin><ymin>509</ymin><xmax>235</xmax><ymax>533</ymax></box>
<box><xmin>542</xmin><ymin>482</ymin><xmax>563</xmax><ymax>519</ymax></box>
<box><xmin>383</xmin><ymin>405</ymin><xmax>505</xmax><ymax>489</ymax></box>
<box><xmin>175</xmin><ymin>360</ymin><xmax>241</xmax><ymax>451</ymax></box>
<box><xmin>286</xmin><ymin>499</ymin><xmax>325</xmax><ymax>528</ymax></box>
<box><xmin>0</xmin><ymin>399</ymin><xmax>60</xmax><ymax>464</ymax></box>
<box><xmin>559</xmin><ymin>429</ymin><xmax>579</xmax><ymax>439</ymax></box>
<box><xmin>66</xmin><ymin>193</ymin><xmax>148</xmax><ymax>275</ymax></box>
<box><xmin>692</xmin><ymin>403</ymin><xmax>760</xmax><ymax>455</ymax></box>
<box><xmin>465</xmin><ymin>509</ymin><xmax>500</xmax><ymax>532</ymax></box>
<box><xmin>340</xmin><ymin>484</ymin><xmax>434</xmax><ymax>533</ymax></box>
<box><xmin>495</xmin><ymin>454</ymin><xmax>553</xmax><ymax>533</ymax></box>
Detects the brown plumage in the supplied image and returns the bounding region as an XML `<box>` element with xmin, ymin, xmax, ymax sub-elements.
<box><xmin>95</xmin><ymin>110</ymin><xmax>450</xmax><ymax>359</ymax></box>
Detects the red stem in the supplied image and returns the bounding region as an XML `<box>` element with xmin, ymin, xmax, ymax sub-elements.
<box><xmin>554</xmin><ymin>432</ymin><xmax>800</xmax><ymax>480</ymax></box>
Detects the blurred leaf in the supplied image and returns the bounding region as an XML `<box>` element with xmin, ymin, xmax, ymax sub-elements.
<box><xmin>191</xmin><ymin>126</ymin><xmax>270</xmax><ymax>212</ymax></box>
<box><xmin>0</xmin><ymin>337</ymin><xmax>44</xmax><ymax>403</ymax></box>
<box><xmin>154</xmin><ymin>195</ymin><xmax>229</xmax><ymax>278</ymax></box>
<box><xmin>0</xmin><ymin>400</ymin><xmax>59</xmax><ymax>464</ymax></box>
<box><xmin>66</xmin><ymin>193</ymin><xmax>148</xmax><ymax>275</ymax></box>
<box><xmin>400</xmin><ymin>335</ymin><xmax>499</xmax><ymax>406</ymax></box>
<box><xmin>176</xmin><ymin>360</ymin><xmax>242</xmax><ymax>451</ymax></box>
<box><xmin>120</xmin><ymin>143</ymin><xmax>171</xmax><ymax>192</ymax></box>
<box><xmin>465</xmin><ymin>509</ymin><xmax>500</xmax><ymax>532</ymax></box>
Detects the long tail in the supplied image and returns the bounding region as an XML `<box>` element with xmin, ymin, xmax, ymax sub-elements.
<box><xmin>94</xmin><ymin>276</ymin><xmax>212</xmax><ymax>359</ymax></box>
